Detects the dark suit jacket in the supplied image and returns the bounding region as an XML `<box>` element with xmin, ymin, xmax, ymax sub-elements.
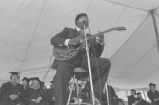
<box><xmin>50</xmin><ymin>27</ymin><xmax>104</xmax><ymax>70</ymax></box>
<box><xmin>107</xmin><ymin>85</ymin><xmax>118</xmax><ymax>105</ymax></box>
<box><xmin>0</xmin><ymin>82</ymin><xmax>25</xmax><ymax>102</ymax></box>
<box><xmin>147</xmin><ymin>90</ymin><xmax>159</xmax><ymax>104</ymax></box>
<box><xmin>128</xmin><ymin>95</ymin><xmax>137</xmax><ymax>105</ymax></box>
<box><xmin>136</xmin><ymin>98</ymin><xmax>150</xmax><ymax>105</ymax></box>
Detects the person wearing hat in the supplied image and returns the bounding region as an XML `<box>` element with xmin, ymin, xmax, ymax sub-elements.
<box><xmin>25</xmin><ymin>77</ymin><xmax>46</xmax><ymax>105</ymax></box>
<box><xmin>135</xmin><ymin>92</ymin><xmax>150</xmax><ymax>105</ymax></box>
<box><xmin>147</xmin><ymin>83</ymin><xmax>159</xmax><ymax>105</ymax></box>
<box><xmin>26</xmin><ymin>77</ymin><xmax>49</xmax><ymax>105</ymax></box>
<box><xmin>128</xmin><ymin>89</ymin><xmax>137</xmax><ymax>105</ymax></box>
<box><xmin>22</xmin><ymin>77</ymin><xmax>29</xmax><ymax>90</ymax></box>
<box><xmin>0</xmin><ymin>72</ymin><xmax>25</xmax><ymax>105</ymax></box>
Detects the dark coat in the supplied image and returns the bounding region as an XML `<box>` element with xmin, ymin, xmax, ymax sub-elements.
<box><xmin>46</xmin><ymin>87</ymin><xmax>55</xmax><ymax>104</ymax></box>
<box><xmin>128</xmin><ymin>95</ymin><xmax>137</xmax><ymax>105</ymax></box>
<box><xmin>136</xmin><ymin>98</ymin><xmax>150</xmax><ymax>105</ymax></box>
<box><xmin>25</xmin><ymin>88</ymin><xmax>46</xmax><ymax>105</ymax></box>
<box><xmin>103</xmin><ymin>85</ymin><xmax>118</xmax><ymax>105</ymax></box>
<box><xmin>147</xmin><ymin>90</ymin><xmax>159</xmax><ymax>105</ymax></box>
<box><xmin>0</xmin><ymin>82</ymin><xmax>25</xmax><ymax>105</ymax></box>
<box><xmin>50</xmin><ymin>27</ymin><xmax>104</xmax><ymax>70</ymax></box>
<box><xmin>23</xmin><ymin>87</ymin><xmax>30</xmax><ymax>105</ymax></box>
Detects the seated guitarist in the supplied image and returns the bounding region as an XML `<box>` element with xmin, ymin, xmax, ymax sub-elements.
<box><xmin>50</xmin><ymin>13</ymin><xmax>111</xmax><ymax>105</ymax></box>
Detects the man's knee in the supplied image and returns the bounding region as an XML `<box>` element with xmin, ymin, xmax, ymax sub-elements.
<box><xmin>102</xmin><ymin>58</ymin><xmax>111</xmax><ymax>69</ymax></box>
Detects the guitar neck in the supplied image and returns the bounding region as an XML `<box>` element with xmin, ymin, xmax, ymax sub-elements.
<box><xmin>87</xmin><ymin>28</ymin><xmax>114</xmax><ymax>40</ymax></box>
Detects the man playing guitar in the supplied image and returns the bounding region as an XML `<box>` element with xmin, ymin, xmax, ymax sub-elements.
<box><xmin>50</xmin><ymin>13</ymin><xmax>111</xmax><ymax>105</ymax></box>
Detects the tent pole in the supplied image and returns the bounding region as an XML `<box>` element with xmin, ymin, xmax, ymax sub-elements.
<box><xmin>150</xmin><ymin>10</ymin><xmax>159</xmax><ymax>53</ymax></box>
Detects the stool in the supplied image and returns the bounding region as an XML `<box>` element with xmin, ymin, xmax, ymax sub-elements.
<box><xmin>67</xmin><ymin>67</ymin><xmax>89</xmax><ymax>105</ymax></box>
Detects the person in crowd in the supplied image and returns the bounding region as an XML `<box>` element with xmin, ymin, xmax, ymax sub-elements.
<box><xmin>135</xmin><ymin>92</ymin><xmax>150</xmax><ymax>105</ymax></box>
<box><xmin>25</xmin><ymin>77</ymin><xmax>48</xmax><ymax>105</ymax></box>
<box><xmin>40</xmin><ymin>81</ymin><xmax>49</xmax><ymax>105</ymax></box>
<box><xmin>0</xmin><ymin>72</ymin><xmax>25</xmax><ymax>105</ymax></box>
<box><xmin>22</xmin><ymin>77</ymin><xmax>30</xmax><ymax>105</ymax></box>
<box><xmin>50</xmin><ymin>13</ymin><xmax>111</xmax><ymax>105</ymax></box>
<box><xmin>147</xmin><ymin>83</ymin><xmax>159</xmax><ymax>105</ymax></box>
<box><xmin>46</xmin><ymin>80</ymin><xmax>55</xmax><ymax>105</ymax></box>
<box><xmin>107</xmin><ymin>85</ymin><xmax>118</xmax><ymax>105</ymax></box>
<box><xmin>102</xmin><ymin>85</ymin><xmax>118</xmax><ymax>105</ymax></box>
<box><xmin>128</xmin><ymin>89</ymin><xmax>137</xmax><ymax>105</ymax></box>
<box><xmin>28</xmin><ymin>78</ymin><xmax>34</xmax><ymax>88</ymax></box>
<box><xmin>22</xmin><ymin>77</ymin><xmax>29</xmax><ymax>90</ymax></box>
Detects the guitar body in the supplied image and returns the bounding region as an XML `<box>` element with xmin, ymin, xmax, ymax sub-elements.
<box><xmin>53</xmin><ymin>46</ymin><xmax>79</xmax><ymax>60</ymax></box>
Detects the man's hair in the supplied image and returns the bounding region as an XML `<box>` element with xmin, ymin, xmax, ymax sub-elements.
<box><xmin>130</xmin><ymin>89</ymin><xmax>136</xmax><ymax>93</ymax></box>
<box><xmin>136</xmin><ymin>92</ymin><xmax>141</xmax><ymax>95</ymax></box>
<box><xmin>10</xmin><ymin>75</ymin><xmax>19</xmax><ymax>80</ymax></box>
<box><xmin>75</xmin><ymin>13</ymin><xmax>87</xmax><ymax>24</ymax></box>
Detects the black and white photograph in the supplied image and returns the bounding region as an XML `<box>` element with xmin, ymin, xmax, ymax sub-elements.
<box><xmin>0</xmin><ymin>0</ymin><xmax>159</xmax><ymax>105</ymax></box>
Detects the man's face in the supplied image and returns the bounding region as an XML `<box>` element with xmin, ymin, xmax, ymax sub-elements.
<box><xmin>131</xmin><ymin>90</ymin><xmax>136</xmax><ymax>95</ymax></box>
<box><xmin>10</xmin><ymin>75</ymin><xmax>19</xmax><ymax>84</ymax></box>
<box><xmin>76</xmin><ymin>16</ymin><xmax>89</xmax><ymax>30</ymax></box>
<box><xmin>150</xmin><ymin>85</ymin><xmax>155</xmax><ymax>91</ymax></box>
<box><xmin>22</xmin><ymin>80</ymin><xmax>28</xmax><ymax>87</ymax></box>
<box><xmin>32</xmin><ymin>80</ymin><xmax>40</xmax><ymax>89</ymax></box>
<box><xmin>137</xmin><ymin>94</ymin><xmax>142</xmax><ymax>99</ymax></box>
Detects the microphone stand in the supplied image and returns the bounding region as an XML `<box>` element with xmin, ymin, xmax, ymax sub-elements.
<box><xmin>83</xmin><ymin>25</ymin><xmax>95</xmax><ymax>105</ymax></box>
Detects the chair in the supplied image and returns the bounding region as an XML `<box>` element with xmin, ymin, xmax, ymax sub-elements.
<box><xmin>67</xmin><ymin>67</ymin><xmax>89</xmax><ymax>105</ymax></box>
<box><xmin>67</xmin><ymin>68</ymin><xmax>109</xmax><ymax>105</ymax></box>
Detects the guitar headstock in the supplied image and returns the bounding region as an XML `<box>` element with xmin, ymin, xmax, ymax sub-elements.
<box><xmin>114</xmin><ymin>27</ymin><xmax>126</xmax><ymax>31</ymax></box>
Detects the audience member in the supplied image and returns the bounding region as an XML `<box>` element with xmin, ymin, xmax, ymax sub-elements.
<box><xmin>135</xmin><ymin>92</ymin><xmax>150</xmax><ymax>105</ymax></box>
<box><xmin>147</xmin><ymin>83</ymin><xmax>159</xmax><ymax>105</ymax></box>
<box><xmin>0</xmin><ymin>72</ymin><xmax>25</xmax><ymax>105</ymax></box>
<box><xmin>25</xmin><ymin>77</ymin><xmax>48</xmax><ymax>105</ymax></box>
<box><xmin>46</xmin><ymin>81</ymin><xmax>55</xmax><ymax>105</ymax></box>
<box><xmin>128</xmin><ymin>89</ymin><xmax>137</xmax><ymax>105</ymax></box>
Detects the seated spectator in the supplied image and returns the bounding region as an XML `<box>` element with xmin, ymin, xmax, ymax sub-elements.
<box><xmin>102</xmin><ymin>85</ymin><xmax>119</xmax><ymax>105</ymax></box>
<box><xmin>22</xmin><ymin>77</ymin><xmax>29</xmax><ymax>90</ymax></box>
<box><xmin>135</xmin><ymin>92</ymin><xmax>150</xmax><ymax>105</ymax></box>
<box><xmin>128</xmin><ymin>89</ymin><xmax>137</xmax><ymax>105</ymax></box>
<box><xmin>40</xmin><ymin>81</ymin><xmax>48</xmax><ymax>105</ymax></box>
<box><xmin>46</xmin><ymin>81</ymin><xmax>55</xmax><ymax>105</ymax></box>
<box><xmin>147</xmin><ymin>83</ymin><xmax>159</xmax><ymax>105</ymax></box>
<box><xmin>0</xmin><ymin>72</ymin><xmax>25</xmax><ymax>105</ymax></box>
<box><xmin>26</xmin><ymin>77</ymin><xmax>48</xmax><ymax>105</ymax></box>
<box><xmin>22</xmin><ymin>77</ymin><xmax>30</xmax><ymax>105</ymax></box>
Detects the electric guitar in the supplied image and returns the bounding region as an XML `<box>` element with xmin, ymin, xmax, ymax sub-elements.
<box><xmin>53</xmin><ymin>26</ymin><xmax>126</xmax><ymax>60</ymax></box>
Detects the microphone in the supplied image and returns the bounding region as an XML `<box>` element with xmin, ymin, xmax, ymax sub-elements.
<box><xmin>82</xmin><ymin>20</ymin><xmax>88</xmax><ymax>29</ymax></box>
<box><xmin>83</xmin><ymin>20</ymin><xmax>88</xmax><ymax>25</ymax></box>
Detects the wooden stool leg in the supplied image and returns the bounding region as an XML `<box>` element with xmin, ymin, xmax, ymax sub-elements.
<box><xmin>67</xmin><ymin>75</ymin><xmax>76</xmax><ymax>105</ymax></box>
<box><xmin>105</xmin><ymin>81</ymin><xmax>110</xmax><ymax>105</ymax></box>
<box><xmin>76</xmin><ymin>79</ymin><xmax>80</xmax><ymax>105</ymax></box>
